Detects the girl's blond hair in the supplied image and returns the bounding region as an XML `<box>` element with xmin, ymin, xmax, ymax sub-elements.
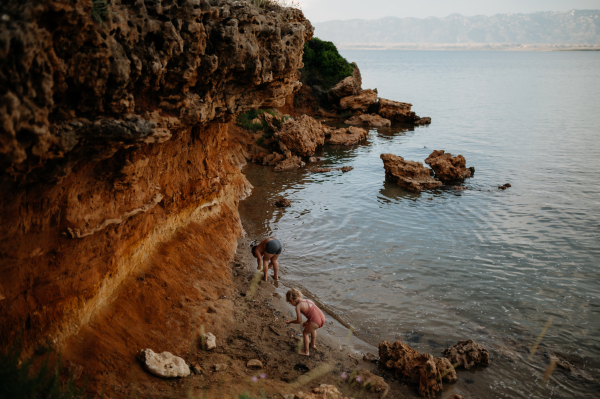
<box><xmin>286</xmin><ymin>288</ymin><xmax>303</xmax><ymax>302</ymax></box>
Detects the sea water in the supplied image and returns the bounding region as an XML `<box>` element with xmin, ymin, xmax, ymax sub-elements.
<box><xmin>239</xmin><ymin>50</ymin><xmax>600</xmax><ymax>398</ymax></box>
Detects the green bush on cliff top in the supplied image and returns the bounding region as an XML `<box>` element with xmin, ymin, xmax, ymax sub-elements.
<box><xmin>300</xmin><ymin>38</ymin><xmax>354</xmax><ymax>90</ymax></box>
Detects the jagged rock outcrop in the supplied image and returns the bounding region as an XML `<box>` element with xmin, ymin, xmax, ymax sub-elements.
<box><xmin>443</xmin><ymin>340</ymin><xmax>490</xmax><ymax>370</ymax></box>
<box><xmin>327</xmin><ymin>67</ymin><xmax>362</xmax><ymax>103</ymax></box>
<box><xmin>138</xmin><ymin>349</ymin><xmax>191</xmax><ymax>378</ymax></box>
<box><xmin>380</xmin><ymin>154</ymin><xmax>442</xmax><ymax>192</ymax></box>
<box><xmin>379</xmin><ymin>341</ymin><xmax>443</xmax><ymax>398</ymax></box>
<box><xmin>377</xmin><ymin>98</ymin><xmax>418</xmax><ymax>123</ymax></box>
<box><xmin>424</xmin><ymin>150</ymin><xmax>472</xmax><ymax>182</ymax></box>
<box><xmin>434</xmin><ymin>357</ymin><xmax>457</xmax><ymax>383</ymax></box>
<box><xmin>275</xmin><ymin>115</ymin><xmax>325</xmax><ymax>157</ymax></box>
<box><xmin>326</xmin><ymin>126</ymin><xmax>368</xmax><ymax>146</ymax></box>
<box><xmin>345</xmin><ymin>114</ymin><xmax>391</xmax><ymax>127</ymax></box>
<box><xmin>340</xmin><ymin>89</ymin><xmax>379</xmax><ymax>112</ymax></box>
<box><xmin>0</xmin><ymin>0</ymin><xmax>312</xmax><ymax>359</ymax></box>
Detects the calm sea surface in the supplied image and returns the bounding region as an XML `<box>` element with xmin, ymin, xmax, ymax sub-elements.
<box><xmin>239</xmin><ymin>51</ymin><xmax>600</xmax><ymax>398</ymax></box>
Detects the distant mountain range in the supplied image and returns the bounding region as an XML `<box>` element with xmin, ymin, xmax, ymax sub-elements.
<box><xmin>314</xmin><ymin>10</ymin><xmax>600</xmax><ymax>44</ymax></box>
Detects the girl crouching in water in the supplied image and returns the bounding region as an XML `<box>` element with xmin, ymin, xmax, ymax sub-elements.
<box><xmin>285</xmin><ymin>288</ymin><xmax>325</xmax><ymax>356</ymax></box>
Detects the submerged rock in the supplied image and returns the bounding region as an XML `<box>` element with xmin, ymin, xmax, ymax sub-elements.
<box><xmin>498</xmin><ymin>183</ymin><xmax>511</xmax><ymax>190</ymax></box>
<box><xmin>275</xmin><ymin>156</ymin><xmax>305</xmax><ymax>172</ymax></box>
<box><xmin>443</xmin><ymin>340</ymin><xmax>490</xmax><ymax>370</ymax></box>
<box><xmin>345</xmin><ymin>114</ymin><xmax>391</xmax><ymax>127</ymax></box>
<box><xmin>137</xmin><ymin>349</ymin><xmax>190</xmax><ymax>378</ymax></box>
<box><xmin>308</xmin><ymin>166</ymin><xmax>353</xmax><ymax>173</ymax></box>
<box><xmin>327</xmin><ymin>126</ymin><xmax>368</xmax><ymax>146</ymax></box>
<box><xmin>276</xmin><ymin>115</ymin><xmax>325</xmax><ymax>157</ymax></box>
<box><xmin>380</xmin><ymin>154</ymin><xmax>442</xmax><ymax>193</ymax></box>
<box><xmin>275</xmin><ymin>198</ymin><xmax>292</xmax><ymax>207</ymax></box>
<box><xmin>424</xmin><ymin>150</ymin><xmax>472</xmax><ymax>182</ymax></box>
<box><xmin>378</xmin><ymin>341</ymin><xmax>443</xmax><ymax>397</ymax></box>
<box><xmin>340</xmin><ymin>89</ymin><xmax>379</xmax><ymax>113</ymax></box>
<box><xmin>415</xmin><ymin>117</ymin><xmax>432</xmax><ymax>125</ymax></box>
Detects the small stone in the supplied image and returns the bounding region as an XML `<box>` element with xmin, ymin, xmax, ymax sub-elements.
<box><xmin>202</xmin><ymin>332</ymin><xmax>216</xmax><ymax>351</ymax></box>
<box><xmin>247</xmin><ymin>359</ymin><xmax>263</xmax><ymax>369</ymax></box>
<box><xmin>498</xmin><ymin>183</ymin><xmax>511</xmax><ymax>190</ymax></box>
<box><xmin>308</xmin><ymin>157</ymin><xmax>318</xmax><ymax>163</ymax></box>
<box><xmin>137</xmin><ymin>349</ymin><xmax>190</xmax><ymax>378</ymax></box>
<box><xmin>341</xmin><ymin>166</ymin><xmax>353</xmax><ymax>172</ymax></box>
<box><xmin>363</xmin><ymin>352</ymin><xmax>378</xmax><ymax>363</ymax></box>
<box><xmin>191</xmin><ymin>365</ymin><xmax>203</xmax><ymax>375</ymax></box>
<box><xmin>214</xmin><ymin>363</ymin><xmax>228</xmax><ymax>372</ymax></box>
<box><xmin>275</xmin><ymin>198</ymin><xmax>291</xmax><ymax>207</ymax></box>
<box><xmin>207</xmin><ymin>306</ymin><xmax>217</xmax><ymax>313</ymax></box>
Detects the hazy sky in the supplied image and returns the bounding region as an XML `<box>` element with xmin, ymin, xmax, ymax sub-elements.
<box><xmin>297</xmin><ymin>0</ymin><xmax>600</xmax><ymax>23</ymax></box>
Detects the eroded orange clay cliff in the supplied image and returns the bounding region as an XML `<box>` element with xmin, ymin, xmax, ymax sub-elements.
<box><xmin>0</xmin><ymin>0</ymin><xmax>312</xmax><ymax>366</ymax></box>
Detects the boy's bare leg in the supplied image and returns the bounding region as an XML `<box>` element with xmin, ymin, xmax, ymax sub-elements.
<box><xmin>262</xmin><ymin>253</ymin><xmax>273</xmax><ymax>281</ymax></box>
<box><xmin>271</xmin><ymin>255</ymin><xmax>280</xmax><ymax>280</ymax></box>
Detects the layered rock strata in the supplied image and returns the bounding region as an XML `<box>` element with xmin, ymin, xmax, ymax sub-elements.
<box><xmin>424</xmin><ymin>150</ymin><xmax>473</xmax><ymax>181</ymax></box>
<box><xmin>0</xmin><ymin>0</ymin><xmax>312</xmax><ymax>356</ymax></box>
<box><xmin>380</xmin><ymin>154</ymin><xmax>442</xmax><ymax>192</ymax></box>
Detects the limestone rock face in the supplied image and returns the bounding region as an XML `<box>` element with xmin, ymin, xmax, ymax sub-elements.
<box><xmin>443</xmin><ymin>340</ymin><xmax>490</xmax><ymax>370</ymax></box>
<box><xmin>379</xmin><ymin>341</ymin><xmax>443</xmax><ymax>398</ymax></box>
<box><xmin>0</xmin><ymin>0</ymin><xmax>312</xmax><ymax>356</ymax></box>
<box><xmin>424</xmin><ymin>150</ymin><xmax>472</xmax><ymax>182</ymax></box>
<box><xmin>378</xmin><ymin>99</ymin><xmax>417</xmax><ymax>123</ymax></box>
<box><xmin>340</xmin><ymin>89</ymin><xmax>379</xmax><ymax>112</ymax></box>
<box><xmin>345</xmin><ymin>114</ymin><xmax>391</xmax><ymax>127</ymax></box>
<box><xmin>137</xmin><ymin>349</ymin><xmax>190</xmax><ymax>378</ymax></box>
<box><xmin>380</xmin><ymin>154</ymin><xmax>442</xmax><ymax>192</ymax></box>
<box><xmin>275</xmin><ymin>156</ymin><xmax>305</xmax><ymax>172</ymax></box>
<box><xmin>276</xmin><ymin>115</ymin><xmax>325</xmax><ymax>157</ymax></box>
<box><xmin>327</xmin><ymin>127</ymin><xmax>368</xmax><ymax>146</ymax></box>
<box><xmin>327</xmin><ymin>67</ymin><xmax>362</xmax><ymax>103</ymax></box>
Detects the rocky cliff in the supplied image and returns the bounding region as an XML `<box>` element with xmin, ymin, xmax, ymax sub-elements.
<box><xmin>0</xmin><ymin>0</ymin><xmax>312</xmax><ymax>363</ymax></box>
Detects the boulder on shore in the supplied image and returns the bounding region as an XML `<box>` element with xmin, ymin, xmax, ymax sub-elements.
<box><xmin>327</xmin><ymin>126</ymin><xmax>368</xmax><ymax>146</ymax></box>
<box><xmin>345</xmin><ymin>114</ymin><xmax>391</xmax><ymax>127</ymax></box>
<box><xmin>327</xmin><ymin>67</ymin><xmax>362</xmax><ymax>103</ymax></box>
<box><xmin>275</xmin><ymin>115</ymin><xmax>325</xmax><ymax>157</ymax></box>
<box><xmin>378</xmin><ymin>341</ymin><xmax>443</xmax><ymax>398</ymax></box>
<box><xmin>137</xmin><ymin>349</ymin><xmax>190</xmax><ymax>378</ymax></box>
<box><xmin>443</xmin><ymin>340</ymin><xmax>490</xmax><ymax>370</ymax></box>
<box><xmin>380</xmin><ymin>154</ymin><xmax>442</xmax><ymax>193</ymax></box>
<box><xmin>424</xmin><ymin>150</ymin><xmax>472</xmax><ymax>182</ymax></box>
<box><xmin>339</xmin><ymin>89</ymin><xmax>378</xmax><ymax>113</ymax></box>
<box><xmin>377</xmin><ymin>98</ymin><xmax>417</xmax><ymax>123</ymax></box>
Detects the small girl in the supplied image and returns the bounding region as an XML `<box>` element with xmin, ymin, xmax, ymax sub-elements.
<box><xmin>285</xmin><ymin>288</ymin><xmax>326</xmax><ymax>356</ymax></box>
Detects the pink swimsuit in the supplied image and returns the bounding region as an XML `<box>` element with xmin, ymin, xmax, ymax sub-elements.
<box><xmin>301</xmin><ymin>299</ymin><xmax>326</xmax><ymax>328</ymax></box>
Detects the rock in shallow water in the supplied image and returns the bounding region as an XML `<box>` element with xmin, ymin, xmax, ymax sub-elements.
<box><xmin>137</xmin><ymin>349</ymin><xmax>190</xmax><ymax>378</ymax></box>
<box><xmin>326</xmin><ymin>126</ymin><xmax>368</xmax><ymax>146</ymax></box>
<box><xmin>345</xmin><ymin>114</ymin><xmax>391</xmax><ymax>127</ymax></box>
<box><xmin>380</xmin><ymin>153</ymin><xmax>442</xmax><ymax>193</ymax></box>
<box><xmin>443</xmin><ymin>339</ymin><xmax>490</xmax><ymax>370</ymax></box>
<box><xmin>424</xmin><ymin>150</ymin><xmax>472</xmax><ymax>182</ymax></box>
<box><xmin>275</xmin><ymin>198</ymin><xmax>292</xmax><ymax>207</ymax></box>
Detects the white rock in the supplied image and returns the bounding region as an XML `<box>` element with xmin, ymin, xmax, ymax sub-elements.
<box><xmin>202</xmin><ymin>332</ymin><xmax>216</xmax><ymax>350</ymax></box>
<box><xmin>137</xmin><ymin>349</ymin><xmax>190</xmax><ymax>378</ymax></box>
